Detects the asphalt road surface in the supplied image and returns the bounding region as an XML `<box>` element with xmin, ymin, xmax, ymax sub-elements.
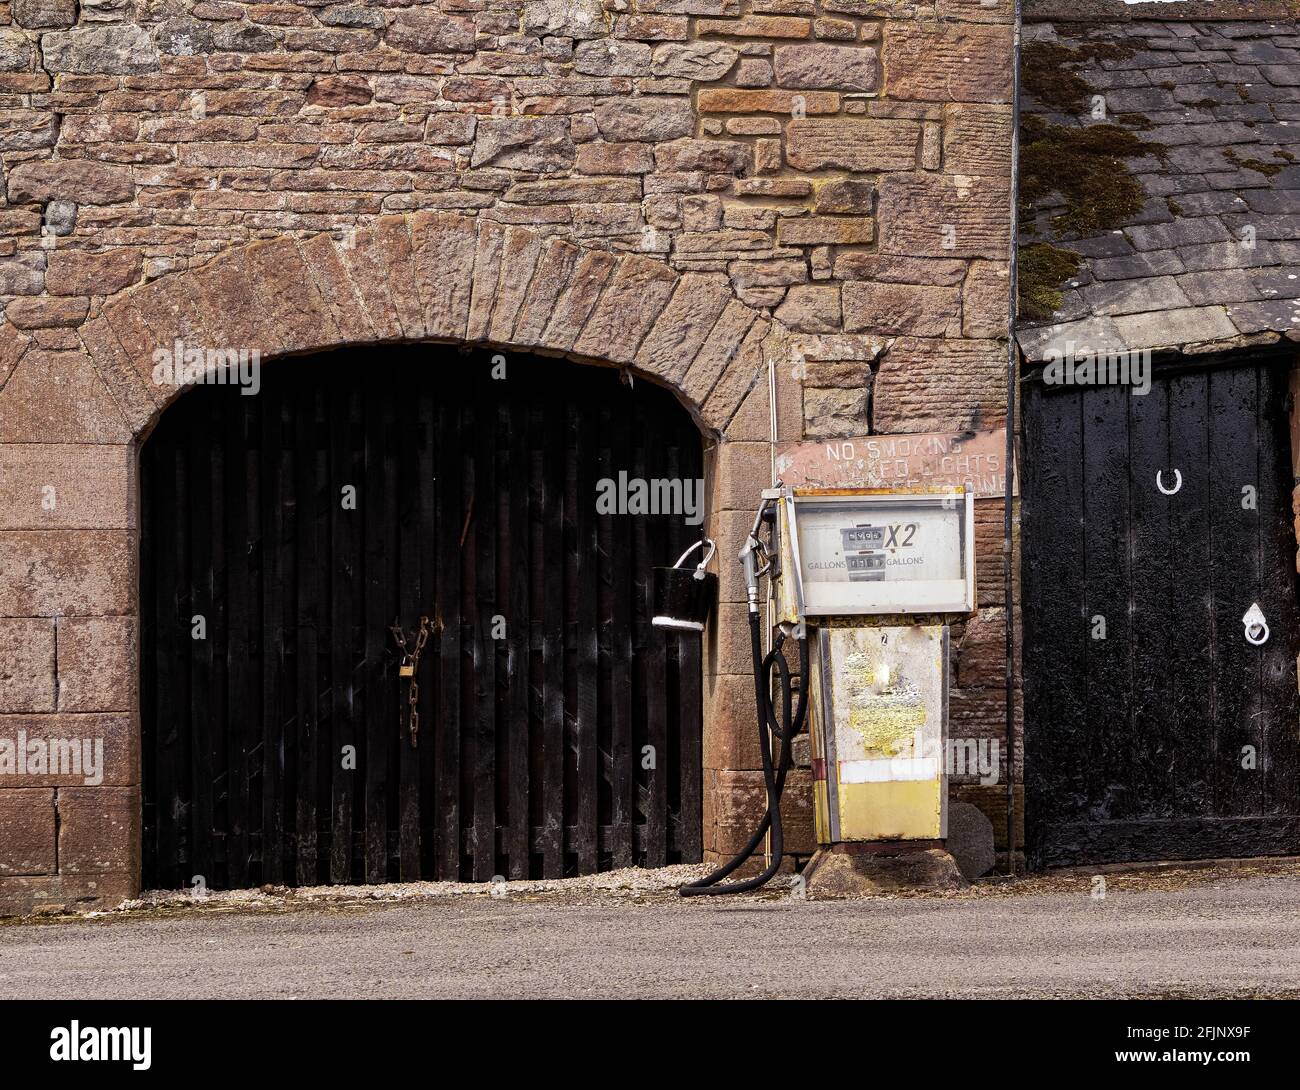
<box><xmin>4</xmin><ymin>872</ymin><xmax>1300</xmax><ymax>998</ymax></box>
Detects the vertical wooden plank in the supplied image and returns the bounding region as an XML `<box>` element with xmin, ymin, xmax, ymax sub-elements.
<box><xmin>471</xmin><ymin>374</ymin><xmax>498</xmax><ymax>881</ymax></box>
<box><xmin>208</xmin><ymin>393</ymin><xmax>230</xmax><ymax>886</ymax></box>
<box><xmin>329</xmin><ymin>368</ymin><xmax>359</xmax><ymax>883</ymax></box>
<box><xmin>434</xmin><ymin>380</ymin><xmax>463</xmax><ymax>880</ymax></box>
<box><xmin>506</xmin><ymin>389</ymin><xmax>532</xmax><ymax>878</ymax></box>
<box><xmin>280</xmin><ymin>388</ymin><xmax>300</xmax><ymax>881</ymax></box>
<box><xmin>310</xmin><ymin>384</ymin><xmax>332</xmax><ymax>885</ymax></box>
<box><xmin>244</xmin><ymin>392</ymin><xmax>263</xmax><ymax>889</ymax></box>
<box><xmin>396</xmin><ymin>363</ymin><xmax>423</xmax><ymax>880</ymax></box>
<box><xmin>1079</xmin><ymin>384</ymin><xmax>1130</xmax><ymax>820</ymax></box>
<box><xmin>570</xmin><ymin>393</ymin><xmax>600</xmax><ymax>875</ymax></box>
<box><xmin>361</xmin><ymin>382</ymin><xmax>391</xmax><ymax>883</ymax></box>
<box><xmin>179</xmin><ymin>451</ymin><xmax>195</xmax><ymax>888</ymax></box>
<box><xmin>1255</xmin><ymin>362</ymin><xmax>1300</xmax><ymax>817</ymax></box>
<box><xmin>379</xmin><ymin>387</ymin><xmax>400</xmax><ymax>879</ymax></box>
<box><xmin>540</xmin><ymin>397</ymin><xmax>566</xmax><ymax>878</ymax></box>
<box><xmin>315</xmin><ymin>382</ymin><xmax>334</xmax><ymax>880</ymax></box>
<box><xmin>259</xmin><ymin>390</ymin><xmax>287</xmax><ymax>885</ymax></box>
<box><xmin>146</xmin><ymin>425</ymin><xmax>189</xmax><ymax>888</ymax></box>
<box><xmin>1167</xmin><ymin>369</ymin><xmax>1213</xmax><ymax>820</ymax></box>
<box><xmin>459</xmin><ymin>399</ymin><xmax>477</xmax><ymax>876</ymax></box>
<box><xmin>494</xmin><ymin>392</ymin><xmax>511</xmax><ymax>872</ymax></box>
<box><xmin>294</xmin><ymin>378</ymin><xmax>322</xmax><ymax>885</ymax></box>
<box><xmin>227</xmin><ymin>389</ymin><xmax>257</xmax><ymax>888</ymax></box>
<box><xmin>1125</xmin><ymin>373</ymin><xmax>1174</xmax><ymax>828</ymax></box>
<box><xmin>662</xmin><ymin>422</ymin><xmax>681</xmax><ymax>863</ymax></box>
<box><xmin>188</xmin><ymin>397</ymin><xmax>215</xmax><ymax>887</ymax></box>
<box><xmin>641</xmin><ymin>400</ymin><xmax>669</xmax><ymax>868</ymax></box>
<box><xmin>594</xmin><ymin>398</ymin><xmax>613</xmax><ymax>866</ymax></box>
<box><xmin>1208</xmin><ymin>364</ymin><xmax>1261</xmax><ymax>818</ymax></box>
<box><xmin>628</xmin><ymin>409</ymin><xmax>651</xmax><ymax>867</ymax></box>
<box><xmin>527</xmin><ymin>401</ymin><xmax>547</xmax><ymax>876</ymax></box>
<box><xmin>416</xmin><ymin>371</ymin><xmax>440</xmax><ymax>876</ymax></box>
<box><xmin>605</xmin><ymin>396</ymin><xmax>634</xmax><ymax>868</ymax></box>
<box><xmin>662</xmin><ymin>416</ymin><xmax>697</xmax><ymax>863</ymax></box>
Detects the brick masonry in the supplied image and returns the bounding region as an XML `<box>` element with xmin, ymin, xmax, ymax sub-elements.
<box><xmin>0</xmin><ymin>0</ymin><xmax>1014</xmax><ymax>913</ymax></box>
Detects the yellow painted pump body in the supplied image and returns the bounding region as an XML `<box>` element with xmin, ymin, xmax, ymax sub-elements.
<box><xmin>770</xmin><ymin>487</ymin><xmax>968</xmax><ymax>845</ymax></box>
<box><xmin>809</xmin><ymin>625</ymin><xmax>947</xmax><ymax>843</ymax></box>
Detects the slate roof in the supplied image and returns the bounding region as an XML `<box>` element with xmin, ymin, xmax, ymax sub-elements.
<box><xmin>1015</xmin><ymin>15</ymin><xmax>1300</xmax><ymax>361</ymax></box>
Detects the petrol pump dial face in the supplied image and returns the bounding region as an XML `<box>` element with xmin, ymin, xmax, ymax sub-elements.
<box><xmin>796</xmin><ymin>500</ymin><xmax>964</xmax><ymax>589</ymax></box>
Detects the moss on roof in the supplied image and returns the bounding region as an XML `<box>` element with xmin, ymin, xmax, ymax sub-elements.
<box><xmin>1017</xmin><ymin>38</ymin><xmax>1164</xmax><ymax>321</ymax></box>
<box><xmin>1019</xmin><ymin>243</ymin><xmax>1084</xmax><ymax>323</ymax></box>
<box><xmin>1021</xmin><ymin>38</ymin><xmax>1137</xmax><ymax>113</ymax></box>
<box><xmin>1019</xmin><ymin>115</ymin><xmax>1161</xmax><ymax>238</ymax></box>
<box><xmin>1221</xmin><ymin>146</ymin><xmax>1287</xmax><ymax>177</ymax></box>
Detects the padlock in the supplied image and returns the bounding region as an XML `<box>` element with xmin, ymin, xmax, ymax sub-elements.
<box><xmin>399</xmin><ymin>662</ymin><xmax>415</xmax><ymax>678</ymax></box>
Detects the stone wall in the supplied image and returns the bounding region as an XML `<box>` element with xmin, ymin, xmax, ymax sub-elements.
<box><xmin>0</xmin><ymin>0</ymin><xmax>1015</xmax><ymax>912</ymax></box>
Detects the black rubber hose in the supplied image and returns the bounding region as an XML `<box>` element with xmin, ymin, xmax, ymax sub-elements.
<box><xmin>680</xmin><ymin>612</ymin><xmax>809</xmax><ymax>897</ymax></box>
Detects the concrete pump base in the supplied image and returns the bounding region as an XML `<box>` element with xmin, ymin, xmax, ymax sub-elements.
<box><xmin>802</xmin><ymin>844</ymin><xmax>967</xmax><ymax>899</ymax></box>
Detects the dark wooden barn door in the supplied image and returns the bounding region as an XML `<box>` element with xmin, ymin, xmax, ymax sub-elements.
<box><xmin>141</xmin><ymin>347</ymin><xmax>704</xmax><ymax>889</ymax></box>
<box><xmin>1023</xmin><ymin>353</ymin><xmax>1300</xmax><ymax>867</ymax></box>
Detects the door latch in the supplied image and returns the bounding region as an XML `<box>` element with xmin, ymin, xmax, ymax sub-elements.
<box><xmin>1242</xmin><ymin>602</ymin><xmax>1270</xmax><ymax>646</ymax></box>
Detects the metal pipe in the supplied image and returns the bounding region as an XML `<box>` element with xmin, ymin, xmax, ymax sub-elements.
<box><xmin>765</xmin><ymin>323</ymin><xmax>779</xmax><ymax>869</ymax></box>
<box><xmin>1004</xmin><ymin>0</ymin><xmax>1024</xmax><ymax>876</ymax></box>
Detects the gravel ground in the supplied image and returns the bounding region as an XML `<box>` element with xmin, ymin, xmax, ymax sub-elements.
<box><xmin>3</xmin><ymin>861</ymin><xmax>1300</xmax><ymax>999</ymax></box>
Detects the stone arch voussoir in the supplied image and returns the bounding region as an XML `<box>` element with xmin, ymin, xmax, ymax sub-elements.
<box><xmin>79</xmin><ymin>213</ymin><xmax>780</xmax><ymax>441</ymax></box>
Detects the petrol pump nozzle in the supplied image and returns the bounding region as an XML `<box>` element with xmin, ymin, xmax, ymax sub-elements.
<box><xmin>738</xmin><ymin>497</ymin><xmax>775</xmax><ymax>614</ymax></box>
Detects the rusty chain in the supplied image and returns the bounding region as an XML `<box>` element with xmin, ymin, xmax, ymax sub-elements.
<box><xmin>390</xmin><ymin>615</ymin><xmax>431</xmax><ymax>748</ymax></box>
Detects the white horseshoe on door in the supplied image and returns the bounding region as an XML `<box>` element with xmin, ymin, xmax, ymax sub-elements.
<box><xmin>1156</xmin><ymin>469</ymin><xmax>1182</xmax><ymax>496</ymax></box>
<box><xmin>1243</xmin><ymin>603</ymin><xmax>1270</xmax><ymax>646</ymax></box>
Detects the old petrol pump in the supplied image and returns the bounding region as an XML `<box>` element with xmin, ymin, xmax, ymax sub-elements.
<box><xmin>668</xmin><ymin>484</ymin><xmax>975</xmax><ymax>896</ymax></box>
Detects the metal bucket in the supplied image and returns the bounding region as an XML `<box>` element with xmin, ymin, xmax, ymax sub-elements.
<box><xmin>652</xmin><ymin>539</ymin><xmax>717</xmax><ymax>632</ymax></box>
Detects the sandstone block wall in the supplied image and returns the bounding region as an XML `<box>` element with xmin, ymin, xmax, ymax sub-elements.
<box><xmin>0</xmin><ymin>0</ymin><xmax>1015</xmax><ymax>911</ymax></box>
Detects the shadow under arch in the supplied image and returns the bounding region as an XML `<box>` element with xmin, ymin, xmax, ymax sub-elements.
<box><xmin>137</xmin><ymin>341</ymin><xmax>710</xmax><ymax>887</ymax></box>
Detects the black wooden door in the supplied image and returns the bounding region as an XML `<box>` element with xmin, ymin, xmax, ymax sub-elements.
<box><xmin>141</xmin><ymin>347</ymin><xmax>704</xmax><ymax>889</ymax></box>
<box><xmin>1023</xmin><ymin>353</ymin><xmax>1300</xmax><ymax>867</ymax></box>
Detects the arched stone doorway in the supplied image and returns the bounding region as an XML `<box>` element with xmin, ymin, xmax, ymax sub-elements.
<box><xmin>0</xmin><ymin>213</ymin><xmax>797</xmax><ymax>909</ymax></box>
